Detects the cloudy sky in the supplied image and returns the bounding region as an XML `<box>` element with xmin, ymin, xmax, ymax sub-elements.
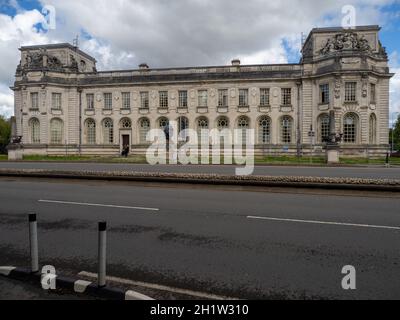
<box><xmin>0</xmin><ymin>0</ymin><xmax>399</xmax><ymax>124</ymax></box>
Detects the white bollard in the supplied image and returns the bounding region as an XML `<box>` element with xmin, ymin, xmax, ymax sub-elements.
<box><xmin>29</xmin><ymin>214</ymin><xmax>39</xmax><ymax>273</ymax></box>
<box><xmin>98</xmin><ymin>221</ymin><xmax>107</xmax><ymax>287</ymax></box>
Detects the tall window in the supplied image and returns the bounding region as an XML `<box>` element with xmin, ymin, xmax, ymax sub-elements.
<box><xmin>121</xmin><ymin>92</ymin><xmax>131</xmax><ymax>109</ymax></box>
<box><xmin>86</xmin><ymin>94</ymin><xmax>94</xmax><ymax>109</ymax></box>
<box><xmin>139</xmin><ymin>118</ymin><xmax>150</xmax><ymax>143</ymax></box>
<box><xmin>320</xmin><ymin>84</ymin><xmax>330</xmax><ymax>104</ymax></box>
<box><xmin>281</xmin><ymin>116</ymin><xmax>293</xmax><ymax>144</ymax></box>
<box><xmin>345</xmin><ymin>82</ymin><xmax>357</xmax><ymax>102</ymax></box>
<box><xmin>237</xmin><ymin>116</ymin><xmax>250</xmax><ymax>143</ymax></box>
<box><xmin>104</xmin><ymin>93</ymin><xmax>112</xmax><ymax>110</ymax></box>
<box><xmin>319</xmin><ymin>114</ymin><xmax>330</xmax><ymax>142</ymax></box>
<box><xmin>179</xmin><ymin>91</ymin><xmax>188</xmax><ymax>108</ymax></box>
<box><xmin>140</xmin><ymin>92</ymin><xmax>149</xmax><ymax>109</ymax></box>
<box><xmin>197</xmin><ymin>117</ymin><xmax>209</xmax><ymax>143</ymax></box>
<box><xmin>30</xmin><ymin>118</ymin><xmax>40</xmax><ymax>144</ymax></box>
<box><xmin>103</xmin><ymin>119</ymin><xmax>113</xmax><ymax>144</ymax></box>
<box><xmin>86</xmin><ymin>119</ymin><xmax>96</xmax><ymax>144</ymax></box>
<box><xmin>52</xmin><ymin>93</ymin><xmax>62</xmax><ymax>110</ymax></box>
<box><xmin>198</xmin><ymin>90</ymin><xmax>208</xmax><ymax>107</ymax></box>
<box><xmin>369</xmin><ymin>113</ymin><xmax>377</xmax><ymax>144</ymax></box>
<box><xmin>259</xmin><ymin>116</ymin><xmax>271</xmax><ymax>144</ymax></box>
<box><xmin>260</xmin><ymin>88</ymin><xmax>270</xmax><ymax>106</ymax></box>
<box><xmin>239</xmin><ymin>89</ymin><xmax>248</xmax><ymax>107</ymax></box>
<box><xmin>159</xmin><ymin>91</ymin><xmax>168</xmax><ymax>109</ymax></box>
<box><xmin>50</xmin><ymin>119</ymin><xmax>63</xmax><ymax>144</ymax></box>
<box><xmin>31</xmin><ymin>92</ymin><xmax>39</xmax><ymax>109</ymax></box>
<box><xmin>343</xmin><ymin>113</ymin><xmax>358</xmax><ymax>143</ymax></box>
<box><xmin>282</xmin><ymin>88</ymin><xmax>292</xmax><ymax>106</ymax></box>
<box><xmin>370</xmin><ymin>84</ymin><xmax>376</xmax><ymax>104</ymax></box>
<box><xmin>218</xmin><ymin>89</ymin><xmax>228</xmax><ymax>107</ymax></box>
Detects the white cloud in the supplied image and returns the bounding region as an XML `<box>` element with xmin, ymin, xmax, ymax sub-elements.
<box><xmin>389</xmin><ymin>51</ymin><xmax>400</xmax><ymax>125</ymax></box>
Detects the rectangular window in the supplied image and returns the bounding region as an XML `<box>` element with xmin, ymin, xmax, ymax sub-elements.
<box><xmin>140</xmin><ymin>92</ymin><xmax>149</xmax><ymax>109</ymax></box>
<box><xmin>104</xmin><ymin>93</ymin><xmax>112</xmax><ymax>110</ymax></box>
<box><xmin>121</xmin><ymin>92</ymin><xmax>131</xmax><ymax>109</ymax></box>
<box><xmin>86</xmin><ymin>94</ymin><xmax>94</xmax><ymax>109</ymax></box>
<box><xmin>345</xmin><ymin>82</ymin><xmax>357</xmax><ymax>102</ymax></box>
<box><xmin>179</xmin><ymin>90</ymin><xmax>188</xmax><ymax>108</ymax></box>
<box><xmin>239</xmin><ymin>89</ymin><xmax>248</xmax><ymax>107</ymax></box>
<box><xmin>370</xmin><ymin>83</ymin><xmax>376</xmax><ymax>104</ymax></box>
<box><xmin>320</xmin><ymin>84</ymin><xmax>330</xmax><ymax>104</ymax></box>
<box><xmin>52</xmin><ymin>93</ymin><xmax>62</xmax><ymax>110</ymax></box>
<box><xmin>159</xmin><ymin>91</ymin><xmax>168</xmax><ymax>109</ymax></box>
<box><xmin>198</xmin><ymin>90</ymin><xmax>208</xmax><ymax>107</ymax></box>
<box><xmin>282</xmin><ymin>88</ymin><xmax>292</xmax><ymax>106</ymax></box>
<box><xmin>31</xmin><ymin>92</ymin><xmax>39</xmax><ymax>109</ymax></box>
<box><xmin>260</xmin><ymin>88</ymin><xmax>270</xmax><ymax>106</ymax></box>
<box><xmin>218</xmin><ymin>89</ymin><xmax>228</xmax><ymax>107</ymax></box>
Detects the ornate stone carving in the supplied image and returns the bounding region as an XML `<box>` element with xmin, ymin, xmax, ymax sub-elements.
<box><xmin>24</xmin><ymin>50</ymin><xmax>63</xmax><ymax>71</ymax></box>
<box><xmin>334</xmin><ymin>78</ymin><xmax>341</xmax><ymax>99</ymax></box>
<box><xmin>320</xmin><ymin>32</ymin><xmax>372</xmax><ymax>56</ymax></box>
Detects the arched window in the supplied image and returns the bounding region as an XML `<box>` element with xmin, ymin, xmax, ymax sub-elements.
<box><xmin>120</xmin><ymin>118</ymin><xmax>132</xmax><ymax>129</ymax></box>
<box><xmin>197</xmin><ymin>117</ymin><xmax>209</xmax><ymax>143</ymax></box>
<box><xmin>158</xmin><ymin>117</ymin><xmax>169</xmax><ymax>129</ymax></box>
<box><xmin>369</xmin><ymin>113</ymin><xmax>377</xmax><ymax>144</ymax></box>
<box><xmin>177</xmin><ymin>117</ymin><xmax>189</xmax><ymax>142</ymax></box>
<box><xmin>259</xmin><ymin>116</ymin><xmax>271</xmax><ymax>144</ymax></box>
<box><xmin>281</xmin><ymin>116</ymin><xmax>293</xmax><ymax>144</ymax></box>
<box><xmin>319</xmin><ymin>114</ymin><xmax>330</xmax><ymax>143</ymax></box>
<box><xmin>29</xmin><ymin>118</ymin><xmax>40</xmax><ymax>144</ymax></box>
<box><xmin>85</xmin><ymin>119</ymin><xmax>96</xmax><ymax>145</ymax></box>
<box><xmin>217</xmin><ymin>117</ymin><xmax>229</xmax><ymax>130</ymax></box>
<box><xmin>139</xmin><ymin>118</ymin><xmax>150</xmax><ymax>143</ymax></box>
<box><xmin>237</xmin><ymin>116</ymin><xmax>250</xmax><ymax>144</ymax></box>
<box><xmin>50</xmin><ymin>118</ymin><xmax>63</xmax><ymax>144</ymax></box>
<box><xmin>103</xmin><ymin>118</ymin><xmax>113</xmax><ymax>144</ymax></box>
<box><xmin>343</xmin><ymin>113</ymin><xmax>358</xmax><ymax>144</ymax></box>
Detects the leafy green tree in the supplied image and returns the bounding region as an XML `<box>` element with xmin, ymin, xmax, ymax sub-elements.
<box><xmin>0</xmin><ymin>116</ymin><xmax>11</xmax><ymax>154</ymax></box>
<box><xmin>389</xmin><ymin>114</ymin><xmax>400</xmax><ymax>152</ymax></box>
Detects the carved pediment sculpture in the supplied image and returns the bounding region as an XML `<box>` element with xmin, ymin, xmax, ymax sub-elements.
<box><xmin>320</xmin><ymin>32</ymin><xmax>372</xmax><ymax>56</ymax></box>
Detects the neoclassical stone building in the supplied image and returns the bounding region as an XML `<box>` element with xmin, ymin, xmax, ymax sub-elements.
<box><xmin>12</xmin><ymin>25</ymin><xmax>393</xmax><ymax>157</ymax></box>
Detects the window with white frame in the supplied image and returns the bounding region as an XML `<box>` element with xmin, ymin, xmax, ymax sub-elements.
<box><xmin>320</xmin><ymin>84</ymin><xmax>330</xmax><ymax>104</ymax></box>
<box><xmin>319</xmin><ymin>114</ymin><xmax>330</xmax><ymax>142</ymax></box>
<box><xmin>345</xmin><ymin>82</ymin><xmax>357</xmax><ymax>102</ymax></box>
<box><xmin>218</xmin><ymin>89</ymin><xmax>228</xmax><ymax>107</ymax></box>
<box><xmin>281</xmin><ymin>88</ymin><xmax>292</xmax><ymax>106</ymax></box>
<box><xmin>159</xmin><ymin>91</ymin><xmax>168</xmax><ymax>109</ymax></box>
<box><xmin>86</xmin><ymin>119</ymin><xmax>96</xmax><ymax>144</ymax></box>
<box><xmin>139</xmin><ymin>118</ymin><xmax>150</xmax><ymax>143</ymax></box>
<box><xmin>197</xmin><ymin>117</ymin><xmax>209</xmax><ymax>143</ymax></box>
<box><xmin>198</xmin><ymin>90</ymin><xmax>208</xmax><ymax>107</ymax></box>
<box><xmin>158</xmin><ymin>117</ymin><xmax>169</xmax><ymax>129</ymax></box>
<box><xmin>343</xmin><ymin>113</ymin><xmax>358</xmax><ymax>143</ymax></box>
<box><xmin>237</xmin><ymin>116</ymin><xmax>250</xmax><ymax>143</ymax></box>
<box><xmin>120</xmin><ymin>118</ymin><xmax>132</xmax><ymax>129</ymax></box>
<box><xmin>260</xmin><ymin>88</ymin><xmax>270</xmax><ymax>106</ymax></box>
<box><xmin>177</xmin><ymin>117</ymin><xmax>189</xmax><ymax>140</ymax></box>
<box><xmin>86</xmin><ymin>94</ymin><xmax>94</xmax><ymax>109</ymax></box>
<box><xmin>50</xmin><ymin>119</ymin><xmax>63</xmax><ymax>144</ymax></box>
<box><xmin>104</xmin><ymin>93</ymin><xmax>112</xmax><ymax>110</ymax></box>
<box><xmin>369</xmin><ymin>113</ymin><xmax>377</xmax><ymax>144</ymax></box>
<box><xmin>121</xmin><ymin>92</ymin><xmax>131</xmax><ymax>109</ymax></box>
<box><xmin>140</xmin><ymin>92</ymin><xmax>149</xmax><ymax>109</ymax></box>
<box><xmin>281</xmin><ymin>116</ymin><xmax>293</xmax><ymax>144</ymax></box>
<box><xmin>217</xmin><ymin>117</ymin><xmax>229</xmax><ymax>129</ymax></box>
<box><xmin>179</xmin><ymin>91</ymin><xmax>188</xmax><ymax>108</ymax></box>
<box><xmin>259</xmin><ymin>116</ymin><xmax>271</xmax><ymax>144</ymax></box>
<box><xmin>31</xmin><ymin>92</ymin><xmax>39</xmax><ymax>109</ymax></box>
<box><xmin>103</xmin><ymin>118</ymin><xmax>113</xmax><ymax>144</ymax></box>
<box><xmin>52</xmin><ymin>93</ymin><xmax>62</xmax><ymax>110</ymax></box>
<box><xmin>239</xmin><ymin>89</ymin><xmax>248</xmax><ymax>107</ymax></box>
<box><xmin>30</xmin><ymin>118</ymin><xmax>40</xmax><ymax>144</ymax></box>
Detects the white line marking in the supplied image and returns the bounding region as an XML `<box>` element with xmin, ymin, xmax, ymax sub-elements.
<box><xmin>247</xmin><ymin>216</ymin><xmax>400</xmax><ymax>231</ymax></box>
<box><xmin>38</xmin><ymin>200</ymin><xmax>159</xmax><ymax>212</ymax></box>
<box><xmin>78</xmin><ymin>271</ymin><xmax>239</xmax><ymax>300</ymax></box>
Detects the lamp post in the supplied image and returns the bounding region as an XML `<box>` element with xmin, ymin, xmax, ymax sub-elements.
<box><xmin>392</xmin><ymin>112</ymin><xmax>399</xmax><ymax>154</ymax></box>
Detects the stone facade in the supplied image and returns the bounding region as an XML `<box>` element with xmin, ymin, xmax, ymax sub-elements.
<box><xmin>11</xmin><ymin>26</ymin><xmax>393</xmax><ymax>157</ymax></box>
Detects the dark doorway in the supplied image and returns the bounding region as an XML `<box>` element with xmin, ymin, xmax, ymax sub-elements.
<box><xmin>122</xmin><ymin>135</ymin><xmax>130</xmax><ymax>151</ymax></box>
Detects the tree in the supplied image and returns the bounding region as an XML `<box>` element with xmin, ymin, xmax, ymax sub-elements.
<box><xmin>0</xmin><ymin>116</ymin><xmax>11</xmax><ymax>154</ymax></box>
<box><xmin>389</xmin><ymin>114</ymin><xmax>400</xmax><ymax>152</ymax></box>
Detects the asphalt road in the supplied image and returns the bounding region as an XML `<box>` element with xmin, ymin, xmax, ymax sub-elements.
<box><xmin>1</xmin><ymin>161</ymin><xmax>400</xmax><ymax>179</ymax></box>
<box><xmin>1</xmin><ymin>177</ymin><xmax>400</xmax><ymax>299</ymax></box>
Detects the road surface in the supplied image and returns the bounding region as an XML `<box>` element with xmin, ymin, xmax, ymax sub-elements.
<box><xmin>0</xmin><ymin>177</ymin><xmax>400</xmax><ymax>299</ymax></box>
<box><xmin>1</xmin><ymin>161</ymin><xmax>400</xmax><ymax>179</ymax></box>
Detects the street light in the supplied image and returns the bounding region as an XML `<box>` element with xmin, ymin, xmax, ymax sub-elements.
<box><xmin>391</xmin><ymin>112</ymin><xmax>399</xmax><ymax>154</ymax></box>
